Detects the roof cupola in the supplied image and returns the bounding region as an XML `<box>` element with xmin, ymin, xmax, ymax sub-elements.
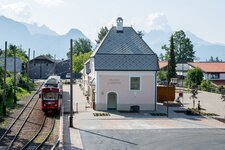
<box><xmin>116</xmin><ymin>17</ymin><xmax>123</xmax><ymax>32</ymax></box>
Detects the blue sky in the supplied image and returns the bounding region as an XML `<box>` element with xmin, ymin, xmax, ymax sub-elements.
<box><xmin>0</xmin><ymin>0</ymin><xmax>225</xmax><ymax>44</ymax></box>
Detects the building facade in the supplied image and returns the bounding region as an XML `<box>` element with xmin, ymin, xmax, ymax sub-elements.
<box><xmin>29</xmin><ymin>55</ymin><xmax>55</xmax><ymax>79</ymax></box>
<box><xmin>189</xmin><ymin>62</ymin><xmax>225</xmax><ymax>87</ymax></box>
<box><xmin>84</xmin><ymin>18</ymin><xmax>159</xmax><ymax>111</ymax></box>
<box><xmin>0</xmin><ymin>57</ymin><xmax>23</xmax><ymax>73</ymax></box>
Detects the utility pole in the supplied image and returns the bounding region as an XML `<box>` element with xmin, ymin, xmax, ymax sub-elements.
<box><xmin>166</xmin><ymin>64</ymin><xmax>169</xmax><ymax>118</ymax></box>
<box><xmin>33</xmin><ymin>50</ymin><xmax>35</xmax><ymax>81</ymax></box>
<box><xmin>54</xmin><ymin>54</ymin><xmax>56</xmax><ymax>75</ymax></box>
<box><xmin>3</xmin><ymin>41</ymin><xmax>7</xmax><ymax>115</ymax></box>
<box><xmin>69</xmin><ymin>39</ymin><xmax>74</xmax><ymax>127</ymax></box>
<box><xmin>33</xmin><ymin>50</ymin><xmax>35</xmax><ymax>66</ymax></box>
<box><xmin>13</xmin><ymin>46</ymin><xmax>17</xmax><ymax>104</ymax></box>
<box><xmin>27</xmin><ymin>48</ymin><xmax>30</xmax><ymax>91</ymax></box>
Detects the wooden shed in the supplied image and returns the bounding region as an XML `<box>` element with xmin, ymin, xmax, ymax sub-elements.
<box><xmin>157</xmin><ymin>85</ymin><xmax>175</xmax><ymax>103</ymax></box>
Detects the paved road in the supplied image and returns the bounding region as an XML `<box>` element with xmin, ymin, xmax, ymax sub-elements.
<box><xmin>80</xmin><ymin>128</ymin><xmax>225</xmax><ymax>150</ymax></box>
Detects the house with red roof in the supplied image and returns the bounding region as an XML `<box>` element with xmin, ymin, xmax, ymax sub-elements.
<box><xmin>188</xmin><ymin>62</ymin><xmax>225</xmax><ymax>88</ymax></box>
<box><xmin>158</xmin><ymin>61</ymin><xmax>225</xmax><ymax>87</ymax></box>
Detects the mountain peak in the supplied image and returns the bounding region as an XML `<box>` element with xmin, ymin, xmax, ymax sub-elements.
<box><xmin>23</xmin><ymin>22</ymin><xmax>58</xmax><ymax>36</ymax></box>
<box><xmin>66</xmin><ymin>28</ymin><xmax>86</xmax><ymax>39</ymax></box>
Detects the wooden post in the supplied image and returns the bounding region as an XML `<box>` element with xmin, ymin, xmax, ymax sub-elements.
<box><xmin>27</xmin><ymin>48</ymin><xmax>30</xmax><ymax>90</ymax></box>
<box><xmin>13</xmin><ymin>46</ymin><xmax>17</xmax><ymax>104</ymax></box>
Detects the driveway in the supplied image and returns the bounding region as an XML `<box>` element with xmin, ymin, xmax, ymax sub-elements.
<box><xmin>176</xmin><ymin>89</ymin><xmax>225</xmax><ymax>118</ymax></box>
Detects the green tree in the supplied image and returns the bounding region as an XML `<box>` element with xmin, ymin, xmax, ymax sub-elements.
<box><xmin>6</xmin><ymin>45</ymin><xmax>28</xmax><ymax>62</ymax></box>
<box><xmin>41</xmin><ymin>53</ymin><xmax>54</xmax><ymax>59</ymax></box>
<box><xmin>167</xmin><ymin>35</ymin><xmax>176</xmax><ymax>83</ymax></box>
<box><xmin>162</xmin><ymin>30</ymin><xmax>195</xmax><ymax>63</ymax></box>
<box><xmin>95</xmin><ymin>26</ymin><xmax>108</xmax><ymax>44</ymax></box>
<box><xmin>200</xmin><ymin>80</ymin><xmax>215</xmax><ymax>92</ymax></box>
<box><xmin>137</xmin><ymin>31</ymin><xmax>144</xmax><ymax>38</ymax></box>
<box><xmin>72</xmin><ymin>51</ymin><xmax>92</xmax><ymax>73</ymax></box>
<box><xmin>67</xmin><ymin>38</ymin><xmax>92</xmax><ymax>58</ymax></box>
<box><xmin>215</xmin><ymin>57</ymin><xmax>220</xmax><ymax>62</ymax></box>
<box><xmin>209</xmin><ymin>56</ymin><xmax>214</xmax><ymax>62</ymax></box>
<box><xmin>157</xmin><ymin>70</ymin><xmax>167</xmax><ymax>81</ymax></box>
<box><xmin>158</xmin><ymin>53</ymin><xmax>165</xmax><ymax>61</ymax></box>
<box><xmin>185</xmin><ymin>67</ymin><xmax>203</xmax><ymax>88</ymax></box>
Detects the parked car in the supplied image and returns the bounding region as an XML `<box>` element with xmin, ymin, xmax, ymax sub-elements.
<box><xmin>66</xmin><ymin>73</ymin><xmax>71</xmax><ymax>79</ymax></box>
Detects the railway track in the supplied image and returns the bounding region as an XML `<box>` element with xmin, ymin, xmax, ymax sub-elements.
<box><xmin>21</xmin><ymin>116</ymin><xmax>55</xmax><ymax>150</ymax></box>
<box><xmin>0</xmin><ymin>83</ymin><xmax>58</xmax><ymax>150</ymax></box>
<box><xmin>0</xmin><ymin>91</ymin><xmax>41</xmax><ymax>149</ymax></box>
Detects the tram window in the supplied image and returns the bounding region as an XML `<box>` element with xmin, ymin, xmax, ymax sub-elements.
<box><xmin>43</xmin><ymin>93</ymin><xmax>58</xmax><ymax>100</ymax></box>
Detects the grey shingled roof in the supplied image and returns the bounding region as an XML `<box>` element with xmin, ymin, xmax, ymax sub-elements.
<box><xmin>92</xmin><ymin>26</ymin><xmax>159</xmax><ymax>71</ymax></box>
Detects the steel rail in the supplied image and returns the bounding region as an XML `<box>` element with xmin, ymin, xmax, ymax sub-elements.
<box><xmin>21</xmin><ymin>115</ymin><xmax>47</xmax><ymax>150</ymax></box>
<box><xmin>7</xmin><ymin>96</ymin><xmax>40</xmax><ymax>150</ymax></box>
<box><xmin>0</xmin><ymin>83</ymin><xmax>43</xmax><ymax>142</ymax></box>
<box><xmin>35</xmin><ymin>116</ymin><xmax>56</xmax><ymax>150</ymax></box>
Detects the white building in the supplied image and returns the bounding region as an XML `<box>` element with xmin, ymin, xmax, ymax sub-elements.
<box><xmin>83</xmin><ymin>18</ymin><xmax>159</xmax><ymax>111</ymax></box>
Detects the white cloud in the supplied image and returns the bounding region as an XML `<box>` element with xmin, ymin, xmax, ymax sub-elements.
<box><xmin>0</xmin><ymin>2</ymin><xmax>32</xmax><ymax>21</ymax></box>
<box><xmin>33</xmin><ymin>0</ymin><xmax>64</xmax><ymax>7</ymax></box>
<box><xmin>146</xmin><ymin>12</ymin><xmax>171</xmax><ymax>32</ymax></box>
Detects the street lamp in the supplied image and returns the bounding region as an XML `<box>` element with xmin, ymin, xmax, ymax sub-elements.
<box><xmin>69</xmin><ymin>39</ymin><xmax>74</xmax><ymax>127</ymax></box>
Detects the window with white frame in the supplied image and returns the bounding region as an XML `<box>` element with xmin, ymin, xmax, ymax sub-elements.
<box><xmin>130</xmin><ymin>77</ymin><xmax>140</xmax><ymax>90</ymax></box>
<box><xmin>211</xmin><ymin>73</ymin><xmax>220</xmax><ymax>79</ymax></box>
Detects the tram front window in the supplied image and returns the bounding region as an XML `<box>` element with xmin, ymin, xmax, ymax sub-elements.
<box><xmin>43</xmin><ymin>93</ymin><xmax>58</xmax><ymax>100</ymax></box>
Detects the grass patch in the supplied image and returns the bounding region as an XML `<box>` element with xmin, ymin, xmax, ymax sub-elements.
<box><xmin>93</xmin><ymin>113</ymin><xmax>110</xmax><ymax>117</ymax></box>
<box><xmin>16</xmin><ymin>87</ymin><xmax>30</xmax><ymax>100</ymax></box>
<box><xmin>150</xmin><ymin>113</ymin><xmax>167</xmax><ymax>116</ymax></box>
<box><xmin>186</xmin><ymin>108</ymin><xmax>219</xmax><ymax>116</ymax></box>
<box><xmin>0</xmin><ymin>87</ymin><xmax>31</xmax><ymax>116</ymax></box>
<box><xmin>174</xmin><ymin>110</ymin><xmax>187</xmax><ymax>113</ymax></box>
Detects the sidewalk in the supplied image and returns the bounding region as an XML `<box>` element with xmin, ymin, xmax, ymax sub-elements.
<box><xmin>62</xmin><ymin>83</ymin><xmax>85</xmax><ymax>150</ymax></box>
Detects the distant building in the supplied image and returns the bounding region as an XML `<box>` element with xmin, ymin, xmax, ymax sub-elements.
<box><xmin>55</xmin><ymin>59</ymin><xmax>70</xmax><ymax>79</ymax></box>
<box><xmin>159</xmin><ymin>61</ymin><xmax>191</xmax><ymax>77</ymax></box>
<box><xmin>158</xmin><ymin>61</ymin><xmax>225</xmax><ymax>88</ymax></box>
<box><xmin>0</xmin><ymin>57</ymin><xmax>23</xmax><ymax>73</ymax></box>
<box><xmin>158</xmin><ymin>61</ymin><xmax>192</xmax><ymax>86</ymax></box>
<box><xmin>189</xmin><ymin>62</ymin><xmax>225</xmax><ymax>88</ymax></box>
<box><xmin>29</xmin><ymin>55</ymin><xmax>55</xmax><ymax>79</ymax></box>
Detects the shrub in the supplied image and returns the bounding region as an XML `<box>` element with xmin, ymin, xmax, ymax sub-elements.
<box><xmin>218</xmin><ymin>85</ymin><xmax>225</xmax><ymax>94</ymax></box>
<box><xmin>185</xmin><ymin>68</ymin><xmax>203</xmax><ymax>88</ymax></box>
<box><xmin>157</xmin><ymin>71</ymin><xmax>167</xmax><ymax>81</ymax></box>
<box><xmin>6</xmin><ymin>77</ymin><xmax>13</xmax><ymax>96</ymax></box>
<box><xmin>0</xmin><ymin>86</ymin><xmax>3</xmax><ymax>101</ymax></box>
<box><xmin>200</xmin><ymin>80</ymin><xmax>217</xmax><ymax>92</ymax></box>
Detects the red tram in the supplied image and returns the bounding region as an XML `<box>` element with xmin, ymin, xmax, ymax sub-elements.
<box><xmin>40</xmin><ymin>76</ymin><xmax>63</xmax><ymax>113</ymax></box>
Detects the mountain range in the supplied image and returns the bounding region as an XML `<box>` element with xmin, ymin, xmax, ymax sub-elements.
<box><xmin>0</xmin><ymin>15</ymin><xmax>225</xmax><ymax>61</ymax></box>
<box><xmin>0</xmin><ymin>16</ymin><xmax>86</xmax><ymax>59</ymax></box>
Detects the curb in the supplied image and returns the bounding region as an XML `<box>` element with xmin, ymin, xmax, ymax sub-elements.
<box><xmin>59</xmin><ymin>105</ymin><xmax>64</xmax><ymax>150</ymax></box>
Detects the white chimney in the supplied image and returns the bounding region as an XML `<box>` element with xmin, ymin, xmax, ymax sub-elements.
<box><xmin>116</xmin><ymin>17</ymin><xmax>123</xmax><ymax>32</ymax></box>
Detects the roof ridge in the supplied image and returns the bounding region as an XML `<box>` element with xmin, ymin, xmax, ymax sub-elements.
<box><xmin>90</xmin><ymin>27</ymin><xmax>113</xmax><ymax>58</ymax></box>
<box><xmin>130</xmin><ymin>27</ymin><xmax>156</xmax><ymax>55</ymax></box>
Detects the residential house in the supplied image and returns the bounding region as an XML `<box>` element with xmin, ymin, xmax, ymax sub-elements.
<box><xmin>159</xmin><ymin>61</ymin><xmax>191</xmax><ymax>77</ymax></box>
<box><xmin>158</xmin><ymin>61</ymin><xmax>191</xmax><ymax>86</ymax></box>
<box><xmin>189</xmin><ymin>62</ymin><xmax>225</xmax><ymax>87</ymax></box>
<box><xmin>84</xmin><ymin>17</ymin><xmax>159</xmax><ymax>111</ymax></box>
